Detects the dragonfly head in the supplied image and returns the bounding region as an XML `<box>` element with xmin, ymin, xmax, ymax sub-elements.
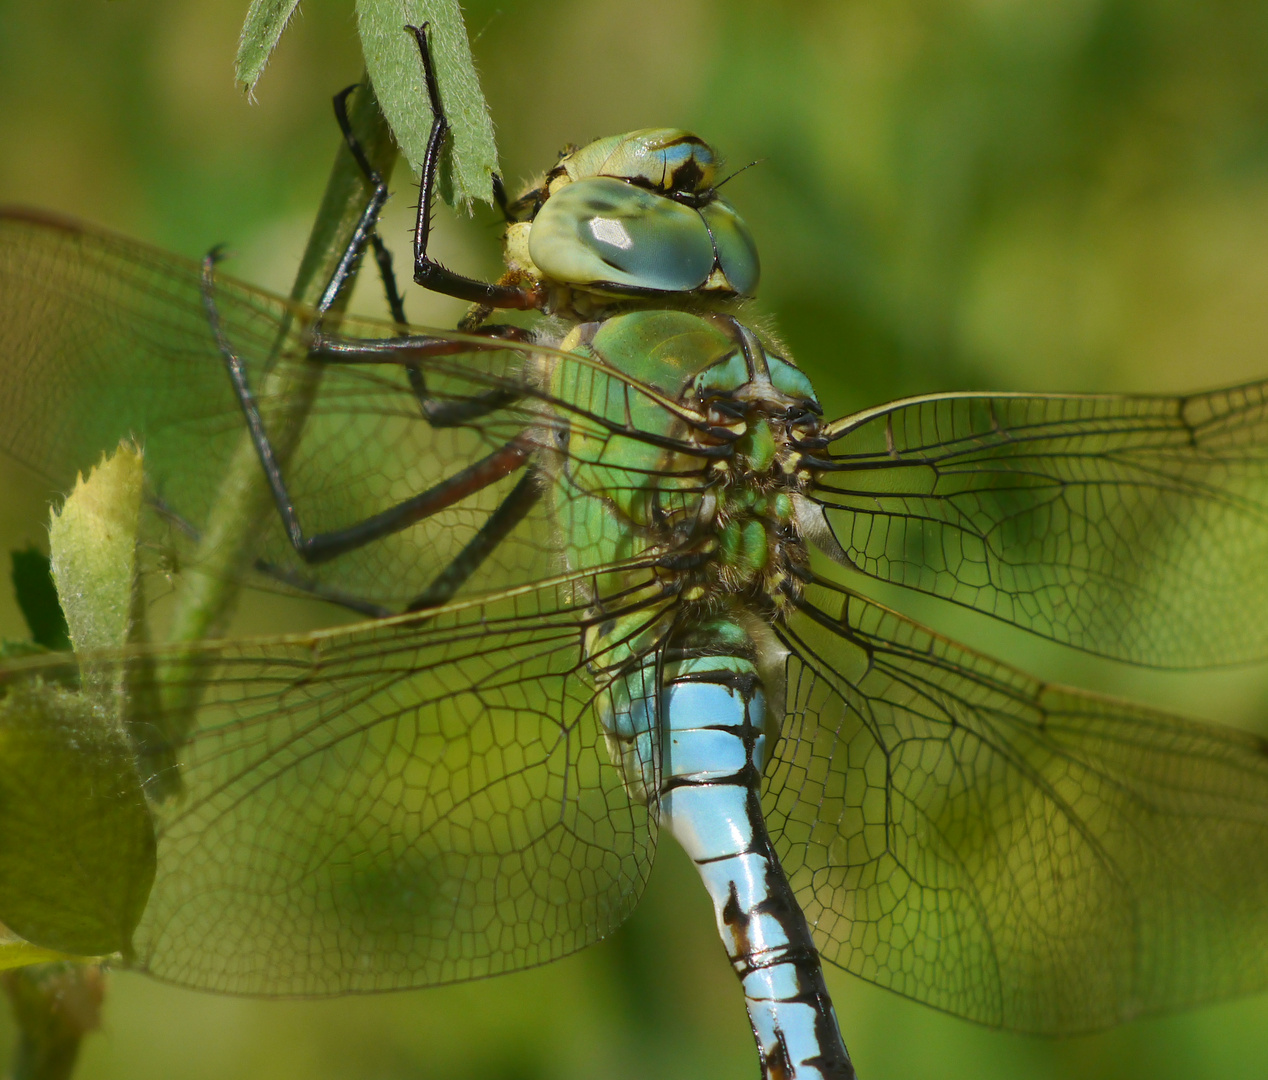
<box><xmin>503</xmin><ymin>129</ymin><xmax>760</xmax><ymax>308</ymax></box>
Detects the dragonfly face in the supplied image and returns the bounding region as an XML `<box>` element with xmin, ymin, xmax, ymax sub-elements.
<box><xmin>504</xmin><ymin>128</ymin><xmax>759</xmax><ymax>308</ymax></box>
<box><xmin>6</xmin><ymin>25</ymin><xmax>1268</xmax><ymax>1080</ymax></box>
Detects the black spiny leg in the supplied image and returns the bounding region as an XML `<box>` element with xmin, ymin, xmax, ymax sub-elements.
<box><xmin>406</xmin><ymin>23</ymin><xmax>541</xmax><ymax>309</ymax></box>
<box><xmin>206</xmin><ymin>253</ymin><xmax>536</xmax><ymax>565</ymax></box>
<box><xmin>491</xmin><ymin>173</ymin><xmax>511</xmax><ymax>222</ymax></box>
<box><xmin>205</xmin><ymin>248</ymin><xmax>533</xmax><ymax>566</ymax></box>
<box><xmin>321</xmin><ymin>75</ymin><xmax>529</xmax><ymax>428</ymax></box>
<box><xmin>310</xmin><ymin>84</ymin><xmax>395</xmax><ymax>318</ymax></box>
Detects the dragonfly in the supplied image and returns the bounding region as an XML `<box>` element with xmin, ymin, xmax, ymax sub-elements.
<box><xmin>5</xmin><ymin>24</ymin><xmax>1268</xmax><ymax>1080</ymax></box>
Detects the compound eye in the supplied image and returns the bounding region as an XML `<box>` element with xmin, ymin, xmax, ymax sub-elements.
<box><xmin>529</xmin><ymin>176</ymin><xmax>715</xmax><ymax>293</ymax></box>
<box><xmin>700</xmin><ymin>199</ymin><xmax>760</xmax><ymax>297</ymax></box>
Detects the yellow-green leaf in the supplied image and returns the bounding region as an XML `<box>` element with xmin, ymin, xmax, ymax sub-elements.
<box><xmin>48</xmin><ymin>441</ymin><xmax>143</xmax><ymax>658</ymax></box>
<box><xmin>0</xmin><ymin>683</ymin><xmax>156</xmax><ymax>958</ymax></box>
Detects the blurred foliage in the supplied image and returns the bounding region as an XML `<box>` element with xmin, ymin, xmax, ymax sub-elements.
<box><xmin>2</xmin><ymin>964</ymin><xmax>104</xmax><ymax>1080</ymax></box>
<box><xmin>0</xmin><ymin>682</ymin><xmax>154</xmax><ymax>959</ymax></box>
<box><xmin>4</xmin><ymin>0</ymin><xmax>1268</xmax><ymax>1078</ymax></box>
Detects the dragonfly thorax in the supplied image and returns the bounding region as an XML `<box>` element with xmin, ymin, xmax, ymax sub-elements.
<box><xmin>545</xmin><ymin>310</ymin><xmax>822</xmax><ymax>626</ymax></box>
<box><xmin>502</xmin><ymin>129</ymin><xmax>759</xmax><ymax>317</ymax></box>
<box><xmin>681</xmin><ymin>329</ymin><xmax>823</xmax><ymax>615</ymax></box>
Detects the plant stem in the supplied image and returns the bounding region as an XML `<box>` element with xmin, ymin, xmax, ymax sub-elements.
<box><xmin>161</xmin><ymin>75</ymin><xmax>398</xmax><ymax>708</ymax></box>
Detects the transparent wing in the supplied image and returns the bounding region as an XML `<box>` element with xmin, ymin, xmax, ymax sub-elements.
<box><xmin>0</xmin><ymin>209</ymin><xmax>706</xmax><ymax>610</ymax></box>
<box><xmin>812</xmin><ymin>388</ymin><xmax>1268</xmax><ymax>666</ymax></box>
<box><xmin>0</xmin><ymin>571</ymin><xmax>670</xmax><ymax>995</ymax></box>
<box><xmin>766</xmin><ymin>575</ymin><xmax>1268</xmax><ymax>1033</ymax></box>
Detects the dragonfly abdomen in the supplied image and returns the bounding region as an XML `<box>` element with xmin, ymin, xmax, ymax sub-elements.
<box><xmin>657</xmin><ymin>655</ymin><xmax>856</xmax><ymax>1080</ymax></box>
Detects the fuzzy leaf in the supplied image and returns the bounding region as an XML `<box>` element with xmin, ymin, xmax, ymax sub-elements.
<box><xmin>355</xmin><ymin>0</ymin><xmax>499</xmax><ymax>208</ymax></box>
<box><xmin>48</xmin><ymin>442</ymin><xmax>143</xmax><ymax>659</ymax></box>
<box><xmin>236</xmin><ymin>0</ymin><xmax>305</xmax><ymax>92</ymax></box>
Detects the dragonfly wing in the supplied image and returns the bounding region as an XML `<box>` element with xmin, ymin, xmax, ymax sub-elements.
<box><xmin>0</xmin><ymin>574</ymin><xmax>663</xmax><ymax>994</ymax></box>
<box><xmin>0</xmin><ymin>208</ymin><xmax>306</xmax><ymax>497</ymax></box>
<box><xmin>812</xmin><ymin>387</ymin><xmax>1268</xmax><ymax>666</ymax></box>
<box><xmin>766</xmin><ymin>575</ymin><xmax>1268</xmax><ymax>1033</ymax></box>
<box><xmin>0</xmin><ymin>210</ymin><xmax>700</xmax><ymax>610</ymax></box>
<box><xmin>0</xmin><ymin>209</ymin><xmax>523</xmax><ymax>607</ymax></box>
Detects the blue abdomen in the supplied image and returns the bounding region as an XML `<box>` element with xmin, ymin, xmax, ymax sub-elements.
<box><xmin>599</xmin><ymin>640</ymin><xmax>855</xmax><ymax>1080</ymax></box>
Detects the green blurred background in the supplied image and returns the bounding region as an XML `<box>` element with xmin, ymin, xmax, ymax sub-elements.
<box><xmin>5</xmin><ymin>0</ymin><xmax>1268</xmax><ymax>1077</ymax></box>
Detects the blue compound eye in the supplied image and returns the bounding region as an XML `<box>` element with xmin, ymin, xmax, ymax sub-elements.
<box><xmin>529</xmin><ymin>177</ymin><xmax>716</xmax><ymax>293</ymax></box>
<box><xmin>528</xmin><ymin>177</ymin><xmax>762</xmax><ymax>297</ymax></box>
<box><xmin>528</xmin><ymin>129</ymin><xmax>760</xmax><ymax>297</ymax></box>
<box><xmin>701</xmin><ymin>198</ymin><xmax>760</xmax><ymax>297</ymax></box>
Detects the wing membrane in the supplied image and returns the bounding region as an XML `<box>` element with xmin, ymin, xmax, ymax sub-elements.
<box><xmin>0</xmin><ymin>571</ymin><xmax>671</xmax><ymax>994</ymax></box>
<box><xmin>0</xmin><ymin>209</ymin><xmax>709</xmax><ymax>610</ymax></box>
<box><xmin>813</xmin><ymin>388</ymin><xmax>1268</xmax><ymax>666</ymax></box>
<box><xmin>767</xmin><ymin>575</ymin><xmax>1268</xmax><ymax>1032</ymax></box>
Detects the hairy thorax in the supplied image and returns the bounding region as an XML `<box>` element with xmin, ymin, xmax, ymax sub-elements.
<box><xmin>535</xmin><ymin>309</ymin><xmax>825</xmax><ymax>631</ymax></box>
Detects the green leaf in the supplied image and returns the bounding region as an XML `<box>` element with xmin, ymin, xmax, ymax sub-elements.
<box><xmin>0</xmin><ymin>442</ymin><xmax>155</xmax><ymax>957</ymax></box>
<box><xmin>0</xmin><ymin>683</ymin><xmax>156</xmax><ymax>958</ymax></box>
<box><xmin>355</xmin><ymin>0</ymin><xmax>499</xmax><ymax>208</ymax></box>
<box><xmin>9</xmin><ymin>550</ymin><xmax>70</xmax><ymax>653</ymax></box>
<box><xmin>48</xmin><ymin>442</ymin><xmax>143</xmax><ymax>659</ymax></box>
<box><xmin>235</xmin><ymin>0</ymin><xmax>305</xmax><ymax>93</ymax></box>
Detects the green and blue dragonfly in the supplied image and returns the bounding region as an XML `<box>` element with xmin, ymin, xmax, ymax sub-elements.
<box><xmin>5</xmin><ymin>27</ymin><xmax>1268</xmax><ymax>1080</ymax></box>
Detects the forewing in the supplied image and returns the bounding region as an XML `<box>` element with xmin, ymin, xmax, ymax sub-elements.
<box><xmin>766</xmin><ymin>575</ymin><xmax>1268</xmax><ymax>1033</ymax></box>
<box><xmin>0</xmin><ymin>210</ymin><xmax>704</xmax><ymax>610</ymax></box>
<box><xmin>812</xmin><ymin>388</ymin><xmax>1268</xmax><ymax>666</ymax></box>
<box><xmin>0</xmin><ymin>574</ymin><xmax>665</xmax><ymax>994</ymax></box>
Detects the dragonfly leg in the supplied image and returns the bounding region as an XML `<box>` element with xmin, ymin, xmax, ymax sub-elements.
<box><xmin>312</xmin><ymin>85</ymin><xmax>536</xmax><ymax>427</ymax></box>
<box><xmin>259</xmin><ymin>464</ymin><xmax>539</xmax><ymax>612</ymax></box>
<box><xmin>328</xmin><ymin>86</ymin><xmax>420</xmax><ymax>331</ymax></box>
<box><xmin>324</xmin><ymin>64</ymin><xmax>532</xmax><ymax>317</ymax></box>
<box><xmin>307</xmin><ymin>324</ymin><xmax>530</xmax><ymax>427</ymax></box>
<box><xmin>406</xmin><ymin>23</ymin><xmax>542</xmax><ymax>310</ymax></box>
<box><xmin>156</xmin><ymin>468</ymin><xmax>540</xmax><ymax>617</ymax></box>
<box><xmin>491</xmin><ymin>173</ymin><xmax>512</xmax><ymax>222</ymax></box>
<box><xmin>308</xmin><ymin>84</ymin><xmax>396</xmax><ymax>318</ymax></box>
<box><xmin>258</xmin><ymin>374</ymin><xmax>527</xmax><ymax>564</ymax></box>
<box><xmin>148</xmin><ymin>496</ymin><xmax>392</xmax><ymax>616</ymax></box>
<box><xmin>307</xmin><ymin>84</ymin><xmax>532</xmax><ymax>427</ymax></box>
<box><xmin>203</xmin><ymin>265</ymin><xmax>534</xmax><ymax>564</ymax></box>
<box><xmin>197</xmin><ymin>32</ymin><xmax>548</xmax><ymax>574</ymax></box>
<box><xmin>368</xmin><ymin>229</ymin><xmax>409</xmax><ymax>328</ymax></box>
<box><xmin>282</xmin><ymin>432</ymin><xmax>532</xmax><ymax>564</ymax></box>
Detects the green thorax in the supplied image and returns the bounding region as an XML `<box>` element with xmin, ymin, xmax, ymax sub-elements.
<box><xmin>537</xmin><ymin>308</ymin><xmax>823</xmax><ymax>673</ymax></box>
